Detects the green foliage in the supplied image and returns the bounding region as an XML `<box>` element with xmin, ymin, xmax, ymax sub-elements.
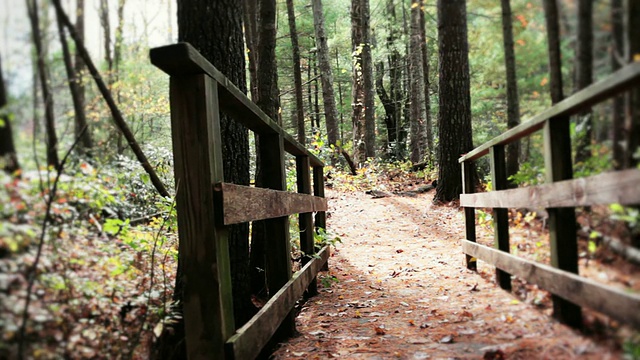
<box><xmin>314</xmin><ymin>227</ymin><xmax>342</xmax><ymax>250</ymax></box>
<box><xmin>610</xmin><ymin>204</ymin><xmax>640</xmax><ymax>232</ymax></box>
<box><xmin>624</xmin><ymin>334</ymin><xmax>640</xmax><ymax>360</ymax></box>
<box><xmin>508</xmin><ymin>161</ymin><xmax>545</xmax><ymax>187</ymax></box>
<box><xmin>319</xmin><ymin>274</ymin><xmax>339</xmax><ymax>288</ymax></box>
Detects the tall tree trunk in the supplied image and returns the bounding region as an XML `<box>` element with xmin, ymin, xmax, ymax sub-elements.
<box><xmin>286</xmin><ymin>0</ymin><xmax>306</xmax><ymax>145</ymax></box>
<box><xmin>420</xmin><ymin>2</ymin><xmax>432</xmax><ymax>164</ymax></box>
<box><xmin>243</xmin><ymin>0</ymin><xmax>258</xmax><ymax>101</ymax></box>
<box><xmin>611</xmin><ymin>0</ymin><xmax>624</xmax><ymax>170</ymax></box>
<box><xmin>99</xmin><ymin>0</ymin><xmax>113</xmax><ymax>73</ymax></box>
<box><xmin>27</xmin><ymin>0</ymin><xmax>59</xmax><ymax>168</ymax></box>
<box><xmin>311</xmin><ymin>0</ymin><xmax>339</xmax><ymax>152</ymax></box>
<box><xmin>409</xmin><ymin>0</ymin><xmax>426</xmax><ymax>164</ymax></box>
<box><xmin>375</xmin><ymin>61</ymin><xmax>397</xmax><ymax>155</ymax></box>
<box><xmin>542</xmin><ymin>0</ymin><xmax>565</xmax><ymax>104</ymax></box>
<box><xmin>56</xmin><ymin>5</ymin><xmax>91</xmax><ymax>154</ymax></box>
<box><xmin>624</xmin><ymin>0</ymin><xmax>640</xmax><ymax>169</ymax></box>
<box><xmin>177</xmin><ymin>0</ymin><xmax>254</xmax><ymax>330</ymax></box>
<box><xmin>574</xmin><ymin>0</ymin><xmax>594</xmax><ymax>165</ymax></box>
<box><xmin>434</xmin><ymin>0</ymin><xmax>474</xmax><ymax>202</ymax></box>
<box><xmin>361</xmin><ymin>0</ymin><xmax>375</xmax><ymax>159</ymax></box>
<box><xmin>0</xmin><ymin>56</ymin><xmax>20</xmax><ymax>174</ymax></box>
<box><xmin>500</xmin><ymin>0</ymin><xmax>520</xmax><ymax>184</ymax></box>
<box><xmin>351</xmin><ymin>0</ymin><xmax>366</xmax><ymax>164</ymax></box>
<box><xmin>73</xmin><ymin>0</ymin><xmax>92</xmax><ymax>153</ymax></box>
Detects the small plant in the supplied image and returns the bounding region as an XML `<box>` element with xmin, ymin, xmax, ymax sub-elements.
<box><xmin>314</xmin><ymin>227</ymin><xmax>342</xmax><ymax>250</ymax></box>
<box><xmin>319</xmin><ymin>274</ymin><xmax>339</xmax><ymax>288</ymax></box>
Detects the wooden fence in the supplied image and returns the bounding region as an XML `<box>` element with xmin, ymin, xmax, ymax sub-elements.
<box><xmin>459</xmin><ymin>61</ymin><xmax>640</xmax><ymax>329</ymax></box>
<box><xmin>151</xmin><ymin>43</ymin><xmax>329</xmax><ymax>359</ymax></box>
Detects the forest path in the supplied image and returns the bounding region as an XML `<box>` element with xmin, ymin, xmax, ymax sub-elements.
<box><xmin>272</xmin><ymin>189</ymin><xmax>619</xmax><ymax>359</ymax></box>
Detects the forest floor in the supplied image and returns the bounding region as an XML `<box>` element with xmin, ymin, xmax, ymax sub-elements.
<box><xmin>272</xmin><ymin>186</ymin><xmax>638</xmax><ymax>359</ymax></box>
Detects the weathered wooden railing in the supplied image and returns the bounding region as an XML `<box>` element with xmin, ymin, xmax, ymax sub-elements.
<box><xmin>150</xmin><ymin>43</ymin><xmax>328</xmax><ymax>359</ymax></box>
<box><xmin>459</xmin><ymin>61</ymin><xmax>640</xmax><ymax>329</ymax></box>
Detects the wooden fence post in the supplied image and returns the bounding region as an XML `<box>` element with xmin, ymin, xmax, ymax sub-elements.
<box><xmin>313</xmin><ymin>165</ymin><xmax>328</xmax><ymax>271</ymax></box>
<box><xmin>259</xmin><ymin>133</ymin><xmax>296</xmax><ymax>337</ymax></box>
<box><xmin>543</xmin><ymin>116</ymin><xmax>582</xmax><ymax>327</ymax></box>
<box><xmin>462</xmin><ymin>161</ymin><xmax>477</xmax><ymax>270</ymax></box>
<box><xmin>297</xmin><ymin>155</ymin><xmax>318</xmax><ymax>296</ymax></box>
<box><xmin>490</xmin><ymin>145</ymin><xmax>512</xmax><ymax>290</ymax></box>
<box><xmin>169</xmin><ymin>74</ymin><xmax>235</xmax><ymax>358</ymax></box>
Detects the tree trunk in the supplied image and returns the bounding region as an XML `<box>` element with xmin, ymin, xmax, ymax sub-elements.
<box><xmin>500</xmin><ymin>0</ymin><xmax>520</xmax><ymax>184</ymax></box>
<box><xmin>574</xmin><ymin>0</ymin><xmax>594</xmax><ymax>165</ymax></box>
<box><xmin>73</xmin><ymin>0</ymin><xmax>92</xmax><ymax>153</ymax></box>
<box><xmin>177</xmin><ymin>0</ymin><xmax>253</xmax><ymax>330</ymax></box>
<box><xmin>243</xmin><ymin>0</ymin><xmax>258</xmax><ymax>101</ymax></box>
<box><xmin>286</xmin><ymin>0</ymin><xmax>306</xmax><ymax>145</ymax></box>
<box><xmin>351</xmin><ymin>0</ymin><xmax>366</xmax><ymax>164</ymax></box>
<box><xmin>99</xmin><ymin>0</ymin><xmax>113</xmax><ymax>73</ymax></box>
<box><xmin>611</xmin><ymin>0</ymin><xmax>624</xmax><ymax>170</ymax></box>
<box><xmin>311</xmin><ymin>0</ymin><xmax>339</xmax><ymax>151</ymax></box>
<box><xmin>0</xmin><ymin>56</ymin><xmax>20</xmax><ymax>174</ymax></box>
<box><xmin>542</xmin><ymin>0</ymin><xmax>565</xmax><ymax>104</ymax></box>
<box><xmin>420</xmin><ymin>2</ymin><xmax>432</xmax><ymax>165</ymax></box>
<box><xmin>361</xmin><ymin>0</ymin><xmax>375</xmax><ymax>160</ymax></box>
<box><xmin>56</xmin><ymin>6</ymin><xmax>92</xmax><ymax>155</ymax></box>
<box><xmin>375</xmin><ymin>61</ymin><xmax>397</xmax><ymax>155</ymax></box>
<box><xmin>434</xmin><ymin>0</ymin><xmax>474</xmax><ymax>202</ymax></box>
<box><xmin>624</xmin><ymin>0</ymin><xmax>640</xmax><ymax>169</ymax></box>
<box><xmin>409</xmin><ymin>0</ymin><xmax>426</xmax><ymax>164</ymax></box>
<box><xmin>27</xmin><ymin>0</ymin><xmax>59</xmax><ymax>168</ymax></box>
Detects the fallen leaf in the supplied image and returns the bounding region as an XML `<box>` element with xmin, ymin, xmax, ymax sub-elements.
<box><xmin>439</xmin><ymin>335</ymin><xmax>454</xmax><ymax>343</ymax></box>
<box><xmin>374</xmin><ymin>325</ymin><xmax>386</xmax><ymax>335</ymax></box>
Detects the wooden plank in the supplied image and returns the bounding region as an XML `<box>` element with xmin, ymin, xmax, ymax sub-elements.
<box><xmin>459</xmin><ymin>61</ymin><xmax>640</xmax><ymax>163</ymax></box>
<box><xmin>226</xmin><ymin>246</ymin><xmax>330</xmax><ymax>360</ymax></box>
<box><xmin>490</xmin><ymin>145</ymin><xmax>511</xmax><ymax>290</ymax></box>
<box><xmin>215</xmin><ymin>183</ymin><xmax>328</xmax><ymax>225</ymax></box>
<box><xmin>461</xmin><ymin>161</ymin><xmax>477</xmax><ymax>271</ymax></box>
<box><xmin>460</xmin><ymin>168</ymin><xmax>640</xmax><ymax>209</ymax></box>
<box><xmin>150</xmin><ymin>43</ymin><xmax>323</xmax><ymax>167</ymax></box>
<box><xmin>544</xmin><ymin>116</ymin><xmax>582</xmax><ymax>327</ymax></box>
<box><xmin>462</xmin><ymin>240</ymin><xmax>640</xmax><ymax>329</ymax></box>
<box><xmin>169</xmin><ymin>74</ymin><xmax>234</xmax><ymax>358</ymax></box>
<box><xmin>297</xmin><ymin>155</ymin><xmax>318</xmax><ymax>296</ymax></box>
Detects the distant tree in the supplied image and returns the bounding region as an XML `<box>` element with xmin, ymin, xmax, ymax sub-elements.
<box><xmin>500</xmin><ymin>0</ymin><xmax>520</xmax><ymax>183</ymax></box>
<box><xmin>55</xmin><ymin>3</ymin><xmax>92</xmax><ymax>154</ymax></box>
<box><xmin>352</xmin><ymin>0</ymin><xmax>369</xmax><ymax>164</ymax></box>
<box><xmin>574</xmin><ymin>0</ymin><xmax>594</xmax><ymax>165</ymax></box>
<box><xmin>542</xmin><ymin>0</ymin><xmax>564</xmax><ymax>104</ymax></box>
<box><xmin>311</xmin><ymin>0</ymin><xmax>339</xmax><ymax>152</ymax></box>
<box><xmin>72</xmin><ymin>0</ymin><xmax>92</xmax><ymax>153</ymax></box>
<box><xmin>243</xmin><ymin>0</ymin><xmax>258</xmax><ymax>100</ymax></box>
<box><xmin>419</xmin><ymin>2</ymin><xmax>432</xmax><ymax>164</ymax></box>
<box><xmin>177</xmin><ymin>0</ymin><xmax>254</xmax><ymax>330</ymax></box>
<box><xmin>361</xmin><ymin>0</ymin><xmax>375</xmax><ymax>160</ymax></box>
<box><xmin>285</xmin><ymin>0</ymin><xmax>306</xmax><ymax>144</ymax></box>
<box><xmin>0</xmin><ymin>56</ymin><xmax>19</xmax><ymax>174</ymax></box>
<box><xmin>611</xmin><ymin>0</ymin><xmax>624</xmax><ymax>170</ymax></box>
<box><xmin>434</xmin><ymin>0</ymin><xmax>474</xmax><ymax>202</ymax></box>
<box><xmin>27</xmin><ymin>0</ymin><xmax>59</xmax><ymax>168</ymax></box>
<box><xmin>409</xmin><ymin>0</ymin><xmax>426</xmax><ymax>164</ymax></box>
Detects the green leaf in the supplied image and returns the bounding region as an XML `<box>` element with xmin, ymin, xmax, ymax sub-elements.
<box><xmin>610</xmin><ymin>203</ymin><xmax>624</xmax><ymax>214</ymax></box>
<box><xmin>588</xmin><ymin>240</ymin><xmax>597</xmax><ymax>254</ymax></box>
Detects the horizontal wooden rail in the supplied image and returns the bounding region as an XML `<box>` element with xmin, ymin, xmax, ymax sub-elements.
<box><xmin>462</xmin><ymin>240</ymin><xmax>640</xmax><ymax>328</ymax></box>
<box><xmin>460</xmin><ymin>61</ymin><xmax>640</xmax><ymax>163</ymax></box>
<box><xmin>215</xmin><ymin>183</ymin><xmax>328</xmax><ymax>225</ymax></box>
<box><xmin>150</xmin><ymin>42</ymin><xmax>324</xmax><ymax>167</ymax></box>
<box><xmin>460</xmin><ymin>169</ymin><xmax>640</xmax><ymax>209</ymax></box>
<box><xmin>225</xmin><ymin>246</ymin><xmax>330</xmax><ymax>360</ymax></box>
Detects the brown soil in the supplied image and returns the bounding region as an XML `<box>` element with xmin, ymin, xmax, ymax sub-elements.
<box><xmin>272</xmin><ymin>189</ymin><xmax>628</xmax><ymax>359</ymax></box>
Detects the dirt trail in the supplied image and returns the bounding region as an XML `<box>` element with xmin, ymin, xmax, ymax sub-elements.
<box><xmin>272</xmin><ymin>189</ymin><xmax>620</xmax><ymax>359</ymax></box>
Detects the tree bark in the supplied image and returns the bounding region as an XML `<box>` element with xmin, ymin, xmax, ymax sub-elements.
<box><xmin>176</xmin><ymin>0</ymin><xmax>253</xmax><ymax>330</ymax></box>
<box><xmin>73</xmin><ymin>0</ymin><xmax>92</xmax><ymax>153</ymax></box>
<box><xmin>542</xmin><ymin>0</ymin><xmax>565</xmax><ymax>104</ymax></box>
<box><xmin>409</xmin><ymin>0</ymin><xmax>426</xmax><ymax>164</ymax></box>
<box><xmin>286</xmin><ymin>0</ymin><xmax>306</xmax><ymax>145</ymax></box>
<box><xmin>574</xmin><ymin>0</ymin><xmax>594</xmax><ymax>165</ymax></box>
<box><xmin>361</xmin><ymin>0</ymin><xmax>375</xmax><ymax>160</ymax></box>
<box><xmin>311</xmin><ymin>0</ymin><xmax>339</xmax><ymax>151</ymax></box>
<box><xmin>434</xmin><ymin>0</ymin><xmax>474</xmax><ymax>202</ymax></box>
<box><xmin>27</xmin><ymin>0</ymin><xmax>59</xmax><ymax>168</ymax></box>
<box><xmin>420</xmin><ymin>2</ymin><xmax>432</xmax><ymax>164</ymax></box>
<box><xmin>500</xmin><ymin>0</ymin><xmax>520</xmax><ymax>184</ymax></box>
<box><xmin>99</xmin><ymin>0</ymin><xmax>113</xmax><ymax>73</ymax></box>
<box><xmin>611</xmin><ymin>0</ymin><xmax>624</xmax><ymax>170</ymax></box>
<box><xmin>0</xmin><ymin>56</ymin><xmax>20</xmax><ymax>174</ymax></box>
<box><xmin>243</xmin><ymin>0</ymin><xmax>259</xmax><ymax>101</ymax></box>
<box><xmin>351</xmin><ymin>0</ymin><xmax>366</xmax><ymax>164</ymax></box>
